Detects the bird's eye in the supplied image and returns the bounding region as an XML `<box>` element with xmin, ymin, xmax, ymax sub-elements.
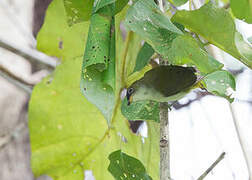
<box><xmin>128</xmin><ymin>88</ymin><xmax>134</xmax><ymax>94</ymax></box>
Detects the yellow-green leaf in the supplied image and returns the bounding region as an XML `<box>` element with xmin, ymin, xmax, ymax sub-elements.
<box><xmin>172</xmin><ymin>2</ymin><xmax>252</xmax><ymax>69</ymax></box>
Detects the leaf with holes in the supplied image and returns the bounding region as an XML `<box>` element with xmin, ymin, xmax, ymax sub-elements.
<box><xmin>108</xmin><ymin>150</ymin><xmax>152</xmax><ymax>180</ymax></box>
<box><xmin>124</xmin><ymin>0</ymin><xmax>223</xmax><ymax>75</ymax></box>
<box><xmin>63</xmin><ymin>0</ymin><xmax>94</xmax><ymax>26</ymax></box>
<box><xmin>203</xmin><ymin>70</ymin><xmax>236</xmax><ymax>102</ymax></box>
<box><xmin>124</xmin><ymin>0</ymin><xmax>183</xmax><ymax>57</ymax></box>
<box><xmin>121</xmin><ymin>98</ymin><xmax>160</xmax><ymax>122</ymax></box>
<box><xmin>80</xmin><ymin>5</ymin><xmax>115</xmax><ymax>124</ymax></box>
<box><xmin>167</xmin><ymin>35</ymin><xmax>223</xmax><ymax>74</ymax></box>
<box><xmin>63</xmin><ymin>0</ymin><xmax>129</xmax><ymax>26</ymax></box>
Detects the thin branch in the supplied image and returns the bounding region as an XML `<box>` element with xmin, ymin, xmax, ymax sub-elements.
<box><xmin>0</xmin><ymin>66</ymin><xmax>32</xmax><ymax>94</ymax></box>
<box><xmin>189</xmin><ymin>0</ymin><xmax>193</xmax><ymax>10</ymax></box>
<box><xmin>197</xmin><ymin>152</ymin><xmax>226</xmax><ymax>180</ymax></box>
<box><xmin>160</xmin><ymin>102</ymin><xmax>170</xmax><ymax>180</ymax></box>
<box><xmin>0</xmin><ymin>38</ymin><xmax>57</xmax><ymax>69</ymax></box>
<box><xmin>158</xmin><ymin>1</ymin><xmax>170</xmax><ymax>179</ymax></box>
<box><xmin>228</xmin><ymin>103</ymin><xmax>252</xmax><ymax>179</ymax></box>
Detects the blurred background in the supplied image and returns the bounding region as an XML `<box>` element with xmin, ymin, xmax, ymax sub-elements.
<box><xmin>0</xmin><ymin>0</ymin><xmax>52</xmax><ymax>179</ymax></box>
<box><xmin>0</xmin><ymin>0</ymin><xmax>251</xmax><ymax>180</ymax></box>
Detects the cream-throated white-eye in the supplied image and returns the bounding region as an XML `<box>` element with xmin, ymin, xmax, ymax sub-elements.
<box><xmin>126</xmin><ymin>65</ymin><xmax>199</xmax><ymax>105</ymax></box>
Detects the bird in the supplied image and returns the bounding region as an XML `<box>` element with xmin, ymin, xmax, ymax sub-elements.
<box><xmin>126</xmin><ymin>65</ymin><xmax>200</xmax><ymax>105</ymax></box>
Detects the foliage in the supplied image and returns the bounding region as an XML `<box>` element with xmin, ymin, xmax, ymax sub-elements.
<box><xmin>172</xmin><ymin>2</ymin><xmax>252</xmax><ymax>69</ymax></box>
<box><xmin>230</xmin><ymin>0</ymin><xmax>252</xmax><ymax>24</ymax></box>
<box><xmin>108</xmin><ymin>150</ymin><xmax>152</xmax><ymax>179</ymax></box>
<box><xmin>29</xmin><ymin>0</ymin><xmax>252</xmax><ymax>179</ymax></box>
<box><xmin>30</xmin><ymin>0</ymin><xmax>159</xmax><ymax>180</ymax></box>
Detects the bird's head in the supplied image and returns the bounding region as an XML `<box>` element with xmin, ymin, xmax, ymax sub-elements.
<box><xmin>126</xmin><ymin>87</ymin><xmax>135</xmax><ymax>106</ymax></box>
<box><xmin>126</xmin><ymin>80</ymin><xmax>144</xmax><ymax>105</ymax></box>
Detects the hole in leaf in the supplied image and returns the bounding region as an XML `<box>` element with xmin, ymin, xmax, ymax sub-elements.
<box><xmin>84</xmin><ymin>170</ymin><xmax>95</xmax><ymax>180</ymax></box>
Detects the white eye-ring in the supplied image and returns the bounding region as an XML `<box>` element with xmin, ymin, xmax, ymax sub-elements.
<box><xmin>120</xmin><ymin>88</ymin><xmax>127</xmax><ymax>100</ymax></box>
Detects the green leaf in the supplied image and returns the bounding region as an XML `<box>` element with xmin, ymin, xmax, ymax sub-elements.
<box><xmin>133</xmin><ymin>42</ymin><xmax>155</xmax><ymax>73</ymax></box>
<box><xmin>93</xmin><ymin>0</ymin><xmax>115</xmax><ymax>13</ymax></box>
<box><xmin>203</xmin><ymin>70</ymin><xmax>236</xmax><ymax>102</ymax></box>
<box><xmin>108</xmin><ymin>150</ymin><xmax>152</xmax><ymax>180</ymax></box>
<box><xmin>124</xmin><ymin>0</ymin><xmax>183</xmax><ymax>57</ymax></box>
<box><xmin>230</xmin><ymin>0</ymin><xmax>252</xmax><ymax>23</ymax></box>
<box><xmin>63</xmin><ymin>0</ymin><xmax>129</xmax><ymax>26</ymax></box>
<box><xmin>124</xmin><ymin>0</ymin><xmax>222</xmax><ymax>74</ymax></box>
<box><xmin>93</xmin><ymin>0</ymin><xmax>129</xmax><ymax>15</ymax></box>
<box><xmin>30</xmin><ymin>0</ymin><xmax>160</xmax><ymax>179</ymax></box>
<box><xmin>80</xmin><ymin>7</ymin><xmax>115</xmax><ymax>124</ymax></box>
<box><xmin>121</xmin><ymin>99</ymin><xmax>160</xmax><ymax>122</ymax></box>
<box><xmin>63</xmin><ymin>0</ymin><xmax>94</xmax><ymax>26</ymax></box>
<box><xmin>167</xmin><ymin>0</ymin><xmax>189</xmax><ymax>6</ymax></box>
<box><xmin>172</xmin><ymin>2</ymin><xmax>252</xmax><ymax>69</ymax></box>
<box><xmin>167</xmin><ymin>35</ymin><xmax>223</xmax><ymax>74</ymax></box>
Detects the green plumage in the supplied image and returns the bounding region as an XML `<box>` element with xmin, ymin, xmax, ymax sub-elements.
<box><xmin>127</xmin><ymin>65</ymin><xmax>197</xmax><ymax>104</ymax></box>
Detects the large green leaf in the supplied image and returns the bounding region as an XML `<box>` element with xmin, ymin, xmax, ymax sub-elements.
<box><xmin>203</xmin><ymin>70</ymin><xmax>236</xmax><ymax>102</ymax></box>
<box><xmin>124</xmin><ymin>0</ymin><xmax>183</xmax><ymax>57</ymax></box>
<box><xmin>172</xmin><ymin>2</ymin><xmax>252</xmax><ymax>69</ymax></box>
<box><xmin>124</xmin><ymin>0</ymin><xmax>222</xmax><ymax>75</ymax></box>
<box><xmin>167</xmin><ymin>35</ymin><xmax>223</xmax><ymax>74</ymax></box>
<box><xmin>230</xmin><ymin>0</ymin><xmax>252</xmax><ymax>24</ymax></box>
<box><xmin>29</xmin><ymin>0</ymin><xmax>159</xmax><ymax>179</ymax></box>
<box><xmin>108</xmin><ymin>150</ymin><xmax>152</xmax><ymax>180</ymax></box>
<box><xmin>80</xmin><ymin>6</ymin><xmax>115</xmax><ymax>124</ymax></box>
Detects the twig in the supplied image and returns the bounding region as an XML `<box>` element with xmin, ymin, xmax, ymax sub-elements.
<box><xmin>189</xmin><ymin>0</ymin><xmax>193</xmax><ymax>10</ymax></box>
<box><xmin>0</xmin><ymin>66</ymin><xmax>32</xmax><ymax>94</ymax></box>
<box><xmin>160</xmin><ymin>102</ymin><xmax>170</xmax><ymax>180</ymax></box>
<box><xmin>0</xmin><ymin>38</ymin><xmax>57</xmax><ymax>69</ymax></box>
<box><xmin>197</xmin><ymin>152</ymin><xmax>226</xmax><ymax>180</ymax></box>
<box><xmin>228</xmin><ymin>103</ymin><xmax>252</xmax><ymax>179</ymax></box>
<box><xmin>158</xmin><ymin>0</ymin><xmax>170</xmax><ymax>179</ymax></box>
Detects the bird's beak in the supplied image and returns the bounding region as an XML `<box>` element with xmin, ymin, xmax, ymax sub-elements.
<box><xmin>127</xmin><ymin>94</ymin><xmax>133</xmax><ymax>106</ymax></box>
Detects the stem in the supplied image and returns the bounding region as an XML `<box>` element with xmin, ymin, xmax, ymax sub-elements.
<box><xmin>121</xmin><ymin>31</ymin><xmax>133</xmax><ymax>86</ymax></box>
<box><xmin>158</xmin><ymin>0</ymin><xmax>170</xmax><ymax>179</ymax></box>
<box><xmin>197</xmin><ymin>152</ymin><xmax>226</xmax><ymax>180</ymax></box>
<box><xmin>0</xmin><ymin>38</ymin><xmax>57</xmax><ymax>69</ymax></box>
<box><xmin>189</xmin><ymin>0</ymin><xmax>193</xmax><ymax>10</ymax></box>
<box><xmin>160</xmin><ymin>102</ymin><xmax>170</xmax><ymax>180</ymax></box>
<box><xmin>228</xmin><ymin>103</ymin><xmax>252</xmax><ymax>179</ymax></box>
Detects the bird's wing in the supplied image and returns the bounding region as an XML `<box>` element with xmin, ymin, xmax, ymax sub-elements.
<box><xmin>144</xmin><ymin>66</ymin><xmax>197</xmax><ymax>97</ymax></box>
